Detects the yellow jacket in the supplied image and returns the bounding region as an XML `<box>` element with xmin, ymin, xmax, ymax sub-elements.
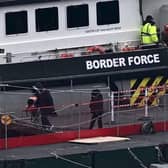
<box><xmin>141</xmin><ymin>23</ymin><xmax>159</xmax><ymax>44</ymax></box>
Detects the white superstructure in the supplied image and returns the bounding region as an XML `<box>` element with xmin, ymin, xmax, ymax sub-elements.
<box><xmin>0</xmin><ymin>0</ymin><xmax>141</xmax><ymax>54</ymax></box>
<box><xmin>0</xmin><ymin>0</ymin><xmax>166</xmax><ymax>63</ymax></box>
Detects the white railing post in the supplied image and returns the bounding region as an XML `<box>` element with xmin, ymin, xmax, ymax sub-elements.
<box><xmin>144</xmin><ymin>88</ymin><xmax>148</xmax><ymax>118</ymax></box>
<box><xmin>111</xmin><ymin>91</ymin><xmax>114</xmax><ymax>123</ymax></box>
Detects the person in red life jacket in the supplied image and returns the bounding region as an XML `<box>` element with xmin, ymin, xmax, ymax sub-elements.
<box><xmin>34</xmin><ymin>82</ymin><xmax>55</xmax><ymax>130</ymax></box>
<box><xmin>89</xmin><ymin>89</ymin><xmax>104</xmax><ymax>129</ymax></box>
<box><xmin>161</xmin><ymin>24</ymin><xmax>168</xmax><ymax>46</ymax></box>
<box><xmin>24</xmin><ymin>88</ymin><xmax>40</xmax><ymax>123</ymax></box>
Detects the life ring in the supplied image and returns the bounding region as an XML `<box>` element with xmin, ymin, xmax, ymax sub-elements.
<box><xmin>1</xmin><ymin>114</ymin><xmax>12</xmax><ymax>125</ymax></box>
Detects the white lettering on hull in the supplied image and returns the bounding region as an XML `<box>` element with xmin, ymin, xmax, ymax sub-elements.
<box><xmin>86</xmin><ymin>54</ymin><xmax>160</xmax><ymax>70</ymax></box>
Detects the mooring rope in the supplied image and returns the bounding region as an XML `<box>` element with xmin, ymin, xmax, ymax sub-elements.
<box><xmin>128</xmin><ymin>147</ymin><xmax>148</xmax><ymax>168</ymax></box>
<box><xmin>51</xmin><ymin>152</ymin><xmax>92</xmax><ymax>168</ymax></box>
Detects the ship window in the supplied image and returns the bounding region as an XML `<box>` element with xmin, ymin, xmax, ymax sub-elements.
<box><xmin>96</xmin><ymin>1</ymin><xmax>120</xmax><ymax>25</ymax></box>
<box><xmin>35</xmin><ymin>7</ymin><xmax>58</xmax><ymax>32</ymax></box>
<box><xmin>5</xmin><ymin>11</ymin><xmax>28</xmax><ymax>35</ymax></box>
<box><xmin>67</xmin><ymin>4</ymin><xmax>89</xmax><ymax>28</ymax></box>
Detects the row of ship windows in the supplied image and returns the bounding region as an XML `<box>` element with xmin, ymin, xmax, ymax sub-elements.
<box><xmin>5</xmin><ymin>0</ymin><xmax>119</xmax><ymax>35</ymax></box>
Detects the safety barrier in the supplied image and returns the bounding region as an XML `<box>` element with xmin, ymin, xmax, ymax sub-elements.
<box><xmin>0</xmin><ymin>84</ymin><xmax>168</xmax><ymax>149</ymax></box>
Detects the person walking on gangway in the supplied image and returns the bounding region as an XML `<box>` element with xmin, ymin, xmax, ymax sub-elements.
<box><xmin>34</xmin><ymin>82</ymin><xmax>55</xmax><ymax>130</ymax></box>
<box><xmin>89</xmin><ymin>89</ymin><xmax>104</xmax><ymax>129</ymax></box>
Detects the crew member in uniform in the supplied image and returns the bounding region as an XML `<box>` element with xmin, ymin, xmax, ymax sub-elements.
<box><xmin>140</xmin><ymin>15</ymin><xmax>159</xmax><ymax>48</ymax></box>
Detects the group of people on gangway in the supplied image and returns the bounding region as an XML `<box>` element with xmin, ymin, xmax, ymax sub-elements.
<box><xmin>25</xmin><ymin>82</ymin><xmax>105</xmax><ymax>131</ymax></box>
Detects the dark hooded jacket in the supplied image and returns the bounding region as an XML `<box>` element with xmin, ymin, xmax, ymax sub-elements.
<box><xmin>34</xmin><ymin>82</ymin><xmax>55</xmax><ymax>115</ymax></box>
<box><xmin>89</xmin><ymin>90</ymin><xmax>103</xmax><ymax>115</ymax></box>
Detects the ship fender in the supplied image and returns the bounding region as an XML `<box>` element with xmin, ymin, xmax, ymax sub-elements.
<box><xmin>87</xmin><ymin>45</ymin><xmax>105</xmax><ymax>54</ymax></box>
<box><xmin>141</xmin><ymin>120</ymin><xmax>155</xmax><ymax>134</ymax></box>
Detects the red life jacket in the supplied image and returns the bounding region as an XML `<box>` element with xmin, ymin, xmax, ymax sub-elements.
<box><xmin>25</xmin><ymin>96</ymin><xmax>38</xmax><ymax>113</ymax></box>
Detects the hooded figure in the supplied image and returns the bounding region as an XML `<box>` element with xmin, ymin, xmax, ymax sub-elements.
<box><xmin>143</xmin><ymin>15</ymin><xmax>155</xmax><ymax>25</ymax></box>
<box><xmin>89</xmin><ymin>89</ymin><xmax>104</xmax><ymax>129</ymax></box>
<box><xmin>141</xmin><ymin>15</ymin><xmax>159</xmax><ymax>45</ymax></box>
<box><xmin>34</xmin><ymin>82</ymin><xmax>55</xmax><ymax>130</ymax></box>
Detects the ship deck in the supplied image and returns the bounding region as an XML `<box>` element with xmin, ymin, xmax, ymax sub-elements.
<box><xmin>0</xmin><ymin>131</ymin><xmax>168</xmax><ymax>160</ymax></box>
<box><xmin>1</xmin><ymin>99</ymin><xmax>168</xmax><ymax>161</ymax></box>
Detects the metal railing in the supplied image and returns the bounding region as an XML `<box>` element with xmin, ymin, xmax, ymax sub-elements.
<box><xmin>0</xmin><ymin>85</ymin><xmax>168</xmax><ymax>149</ymax></box>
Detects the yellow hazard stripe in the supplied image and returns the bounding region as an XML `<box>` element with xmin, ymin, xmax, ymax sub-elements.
<box><xmin>130</xmin><ymin>77</ymin><xmax>150</xmax><ymax>106</ymax></box>
<box><xmin>130</xmin><ymin>79</ymin><xmax>137</xmax><ymax>89</ymax></box>
<box><xmin>139</xmin><ymin>76</ymin><xmax>163</xmax><ymax>106</ymax></box>
<box><xmin>130</xmin><ymin>76</ymin><xmax>168</xmax><ymax>107</ymax></box>
<box><xmin>151</xmin><ymin>79</ymin><xmax>168</xmax><ymax>106</ymax></box>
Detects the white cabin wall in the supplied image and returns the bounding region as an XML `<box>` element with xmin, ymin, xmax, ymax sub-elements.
<box><xmin>0</xmin><ymin>0</ymin><xmax>141</xmax><ymax>54</ymax></box>
<box><xmin>121</xmin><ymin>0</ymin><xmax>140</xmax><ymax>29</ymax></box>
